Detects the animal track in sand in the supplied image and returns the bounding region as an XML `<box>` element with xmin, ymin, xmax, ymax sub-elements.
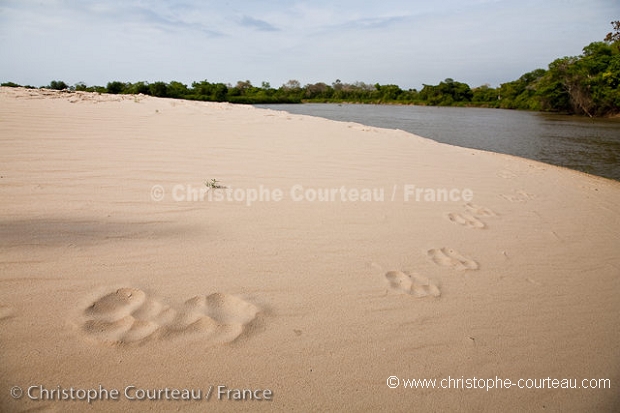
<box><xmin>447</xmin><ymin>212</ymin><xmax>486</xmax><ymax>229</ymax></box>
<box><xmin>501</xmin><ymin>190</ymin><xmax>535</xmax><ymax>203</ymax></box>
<box><xmin>428</xmin><ymin>248</ymin><xmax>479</xmax><ymax>271</ymax></box>
<box><xmin>384</xmin><ymin>271</ymin><xmax>441</xmax><ymax>298</ymax></box>
<box><xmin>464</xmin><ymin>203</ymin><xmax>498</xmax><ymax>217</ymax></box>
<box><xmin>82</xmin><ymin>288</ymin><xmax>259</xmax><ymax>346</ymax></box>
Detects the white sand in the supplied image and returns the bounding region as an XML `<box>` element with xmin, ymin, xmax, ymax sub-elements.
<box><xmin>0</xmin><ymin>87</ymin><xmax>619</xmax><ymax>411</ymax></box>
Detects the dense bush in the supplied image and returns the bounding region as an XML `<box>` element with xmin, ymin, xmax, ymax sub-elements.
<box><xmin>106</xmin><ymin>81</ymin><xmax>126</xmax><ymax>94</ymax></box>
<box><xmin>48</xmin><ymin>80</ymin><xmax>69</xmax><ymax>90</ymax></box>
<box><xmin>1</xmin><ymin>81</ymin><xmax>21</xmax><ymax>88</ymax></box>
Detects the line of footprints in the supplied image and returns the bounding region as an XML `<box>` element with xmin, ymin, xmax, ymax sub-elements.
<box><xmin>77</xmin><ymin>189</ymin><xmax>534</xmax><ymax>344</ymax></box>
<box><xmin>383</xmin><ymin>202</ymin><xmax>501</xmax><ymax>298</ymax></box>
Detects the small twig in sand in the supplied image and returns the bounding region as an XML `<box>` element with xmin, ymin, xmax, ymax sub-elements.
<box><xmin>205</xmin><ymin>178</ymin><xmax>226</xmax><ymax>189</ymax></box>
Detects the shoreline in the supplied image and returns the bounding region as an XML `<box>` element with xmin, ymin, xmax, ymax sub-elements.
<box><xmin>1</xmin><ymin>87</ymin><xmax>619</xmax><ymax>412</ymax></box>
<box><xmin>256</xmin><ymin>101</ymin><xmax>620</xmax><ymax>183</ymax></box>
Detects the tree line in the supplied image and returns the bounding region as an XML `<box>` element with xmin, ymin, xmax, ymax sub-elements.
<box><xmin>3</xmin><ymin>22</ymin><xmax>619</xmax><ymax>117</ymax></box>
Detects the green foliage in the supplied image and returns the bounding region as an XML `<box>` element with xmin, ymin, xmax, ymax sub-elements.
<box><xmin>74</xmin><ymin>82</ymin><xmax>90</xmax><ymax>91</ymax></box>
<box><xmin>106</xmin><ymin>81</ymin><xmax>126</xmax><ymax>94</ymax></box>
<box><xmin>497</xmin><ymin>69</ymin><xmax>546</xmax><ymax>110</ymax></box>
<box><xmin>166</xmin><ymin>81</ymin><xmax>189</xmax><ymax>99</ymax></box>
<box><xmin>472</xmin><ymin>84</ymin><xmax>499</xmax><ymax>106</ymax></box>
<box><xmin>1</xmin><ymin>81</ymin><xmax>21</xmax><ymax>87</ymax></box>
<box><xmin>126</xmin><ymin>81</ymin><xmax>150</xmax><ymax>95</ymax></box>
<box><xmin>48</xmin><ymin>80</ymin><xmax>69</xmax><ymax>90</ymax></box>
<box><xmin>418</xmin><ymin>78</ymin><xmax>473</xmax><ymax>106</ymax></box>
<box><xmin>533</xmin><ymin>40</ymin><xmax>619</xmax><ymax>116</ymax></box>
<box><xmin>374</xmin><ymin>84</ymin><xmax>403</xmax><ymax>102</ymax></box>
<box><xmin>149</xmin><ymin>81</ymin><xmax>168</xmax><ymax>97</ymax></box>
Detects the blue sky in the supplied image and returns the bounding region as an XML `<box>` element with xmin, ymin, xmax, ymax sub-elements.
<box><xmin>0</xmin><ymin>0</ymin><xmax>618</xmax><ymax>89</ymax></box>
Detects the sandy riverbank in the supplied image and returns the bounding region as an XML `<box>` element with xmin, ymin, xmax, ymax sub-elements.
<box><xmin>0</xmin><ymin>87</ymin><xmax>618</xmax><ymax>412</ymax></box>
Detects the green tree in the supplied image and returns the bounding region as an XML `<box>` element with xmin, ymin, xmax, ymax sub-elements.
<box><xmin>538</xmin><ymin>43</ymin><xmax>616</xmax><ymax>116</ymax></box>
<box><xmin>374</xmin><ymin>84</ymin><xmax>402</xmax><ymax>101</ymax></box>
<box><xmin>213</xmin><ymin>83</ymin><xmax>228</xmax><ymax>101</ymax></box>
<box><xmin>167</xmin><ymin>81</ymin><xmax>189</xmax><ymax>99</ymax></box>
<box><xmin>472</xmin><ymin>84</ymin><xmax>499</xmax><ymax>106</ymax></box>
<box><xmin>48</xmin><ymin>80</ymin><xmax>68</xmax><ymax>90</ymax></box>
<box><xmin>127</xmin><ymin>81</ymin><xmax>150</xmax><ymax>95</ymax></box>
<box><xmin>74</xmin><ymin>82</ymin><xmax>90</xmax><ymax>91</ymax></box>
<box><xmin>499</xmin><ymin>69</ymin><xmax>545</xmax><ymax>110</ymax></box>
<box><xmin>537</xmin><ymin>57</ymin><xmax>578</xmax><ymax>113</ymax></box>
<box><xmin>149</xmin><ymin>81</ymin><xmax>168</xmax><ymax>97</ymax></box>
<box><xmin>106</xmin><ymin>81</ymin><xmax>126</xmax><ymax>94</ymax></box>
<box><xmin>419</xmin><ymin>79</ymin><xmax>472</xmax><ymax>106</ymax></box>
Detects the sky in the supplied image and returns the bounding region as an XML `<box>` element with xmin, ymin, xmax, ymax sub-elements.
<box><xmin>0</xmin><ymin>0</ymin><xmax>618</xmax><ymax>90</ymax></box>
